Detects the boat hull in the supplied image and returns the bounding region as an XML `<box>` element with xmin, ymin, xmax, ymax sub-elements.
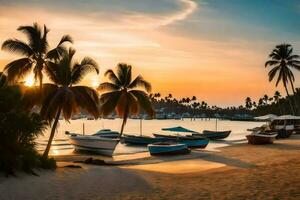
<box><xmin>153</xmin><ymin>134</ymin><xmax>209</xmax><ymax>148</ymax></box>
<box><xmin>148</xmin><ymin>143</ymin><xmax>190</xmax><ymax>155</ymax></box>
<box><xmin>246</xmin><ymin>134</ymin><xmax>276</xmax><ymax>145</ymax></box>
<box><xmin>69</xmin><ymin>136</ymin><xmax>119</xmax><ymax>156</ymax></box>
<box><xmin>122</xmin><ymin>134</ymin><xmax>168</xmax><ymax>145</ymax></box>
<box><xmin>197</xmin><ymin>130</ymin><xmax>231</xmax><ymax>140</ymax></box>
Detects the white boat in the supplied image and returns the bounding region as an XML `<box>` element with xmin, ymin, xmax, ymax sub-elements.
<box><xmin>94</xmin><ymin>129</ymin><xmax>119</xmax><ymax>138</ymax></box>
<box><xmin>67</xmin><ymin>133</ymin><xmax>119</xmax><ymax>156</ymax></box>
<box><xmin>246</xmin><ymin>131</ymin><xmax>277</xmax><ymax>144</ymax></box>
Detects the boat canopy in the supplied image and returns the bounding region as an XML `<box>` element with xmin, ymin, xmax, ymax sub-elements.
<box><xmin>255</xmin><ymin>114</ymin><xmax>278</xmax><ymax>121</ymax></box>
<box><xmin>161</xmin><ymin>126</ymin><xmax>198</xmax><ymax>133</ymax></box>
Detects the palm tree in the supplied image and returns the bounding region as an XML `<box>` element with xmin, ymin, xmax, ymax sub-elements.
<box><xmin>98</xmin><ymin>63</ymin><xmax>154</xmax><ymax>136</ymax></box>
<box><xmin>258</xmin><ymin>98</ymin><xmax>264</xmax><ymax>107</ymax></box>
<box><xmin>245</xmin><ymin>97</ymin><xmax>252</xmax><ymax>110</ymax></box>
<box><xmin>1</xmin><ymin>23</ymin><xmax>73</xmax><ymax>91</ymax></box>
<box><xmin>263</xmin><ymin>94</ymin><xmax>269</xmax><ymax>105</ymax></box>
<box><xmin>265</xmin><ymin>44</ymin><xmax>300</xmax><ymax>114</ymax></box>
<box><xmin>24</xmin><ymin>48</ymin><xmax>99</xmax><ymax>158</ymax></box>
<box><xmin>274</xmin><ymin>91</ymin><xmax>282</xmax><ymax>114</ymax></box>
<box><xmin>191</xmin><ymin>96</ymin><xmax>197</xmax><ymax>102</ymax></box>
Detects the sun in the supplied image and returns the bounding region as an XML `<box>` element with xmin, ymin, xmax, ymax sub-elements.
<box><xmin>91</xmin><ymin>76</ymin><xmax>99</xmax><ymax>88</ymax></box>
<box><xmin>92</xmin><ymin>80</ymin><xmax>99</xmax><ymax>88</ymax></box>
<box><xmin>24</xmin><ymin>74</ymin><xmax>35</xmax><ymax>87</ymax></box>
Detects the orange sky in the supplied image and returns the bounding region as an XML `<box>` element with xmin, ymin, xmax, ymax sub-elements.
<box><xmin>0</xmin><ymin>0</ymin><xmax>300</xmax><ymax>106</ymax></box>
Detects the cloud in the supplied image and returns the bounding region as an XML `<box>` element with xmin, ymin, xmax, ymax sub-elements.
<box><xmin>122</xmin><ymin>0</ymin><xmax>198</xmax><ymax>28</ymax></box>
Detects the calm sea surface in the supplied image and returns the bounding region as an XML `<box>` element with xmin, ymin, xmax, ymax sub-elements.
<box><xmin>37</xmin><ymin>118</ymin><xmax>264</xmax><ymax>156</ymax></box>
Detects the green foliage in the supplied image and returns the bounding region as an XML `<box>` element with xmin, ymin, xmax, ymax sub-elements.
<box><xmin>38</xmin><ymin>155</ymin><xmax>57</xmax><ymax>169</ymax></box>
<box><xmin>0</xmin><ymin>86</ymin><xmax>55</xmax><ymax>176</ymax></box>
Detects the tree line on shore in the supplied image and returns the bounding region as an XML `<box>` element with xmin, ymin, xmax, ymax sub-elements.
<box><xmin>149</xmin><ymin>44</ymin><xmax>300</xmax><ymax>118</ymax></box>
<box><xmin>148</xmin><ymin>89</ymin><xmax>299</xmax><ymax>118</ymax></box>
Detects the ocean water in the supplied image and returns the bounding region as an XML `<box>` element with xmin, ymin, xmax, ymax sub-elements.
<box><xmin>37</xmin><ymin>118</ymin><xmax>264</xmax><ymax>156</ymax></box>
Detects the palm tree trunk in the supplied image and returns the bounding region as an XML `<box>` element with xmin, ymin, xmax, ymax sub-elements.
<box><xmin>39</xmin><ymin>76</ymin><xmax>43</xmax><ymax>92</ymax></box>
<box><xmin>284</xmin><ymin>85</ymin><xmax>295</xmax><ymax>115</ymax></box>
<box><xmin>43</xmin><ymin>107</ymin><xmax>62</xmax><ymax>158</ymax></box>
<box><xmin>120</xmin><ymin>106</ymin><xmax>129</xmax><ymax>137</ymax></box>
<box><xmin>36</xmin><ymin>61</ymin><xmax>43</xmax><ymax>92</ymax></box>
<box><xmin>290</xmin><ymin>81</ymin><xmax>299</xmax><ymax>115</ymax></box>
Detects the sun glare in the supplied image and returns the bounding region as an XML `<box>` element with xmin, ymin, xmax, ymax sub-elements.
<box><xmin>91</xmin><ymin>77</ymin><xmax>99</xmax><ymax>88</ymax></box>
<box><xmin>24</xmin><ymin>74</ymin><xmax>35</xmax><ymax>87</ymax></box>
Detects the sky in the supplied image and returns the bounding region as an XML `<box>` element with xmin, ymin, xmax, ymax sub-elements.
<box><xmin>0</xmin><ymin>0</ymin><xmax>300</xmax><ymax>107</ymax></box>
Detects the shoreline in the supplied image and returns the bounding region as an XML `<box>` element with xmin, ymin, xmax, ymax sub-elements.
<box><xmin>1</xmin><ymin>135</ymin><xmax>300</xmax><ymax>199</ymax></box>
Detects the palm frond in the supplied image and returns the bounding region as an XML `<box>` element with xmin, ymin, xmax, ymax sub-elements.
<box><xmin>71</xmin><ymin>57</ymin><xmax>99</xmax><ymax>85</ymax></box>
<box><xmin>130</xmin><ymin>90</ymin><xmax>155</xmax><ymax>117</ymax></box>
<box><xmin>287</xmin><ymin>55</ymin><xmax>300</xmax><ymax>60</ymax></box>
<box><xmin>265</xmin><ymin>60</ymin><xmax>279</xmax><ymax>67</ymax></box>
<box><xmin>58</xmin><ymin>35</ymin><xmax>73</xmax><ymax>46</ymax></box>
<box><xmin>40</xmin><ymin>25</ymin><xmax>49</xmax><ymax>54</ymax></box>
<box><xmin>71</xmin><ymin>86</ymin><xmax>99</xmax><ymax>118</ymax></box>
<box><xmin>17</xmin><ymin>23</ymin><xmax>42</xmax><ymax>53</ymax></box>
<box><xmin>5</xmin><ymin>58</ymin><xmax>33</xmax><ymax>82</ymax></box>
<box><xmin>268</xmin><ymin>65</ymin><xmax>280</xmax><ymax>82</ymax></box>
<box><xmin>2</xmin><ymin>39</ymin><xmax>34</xmax><ymax>56</ymax></box>
<box><xmin>104</xmin><ymin>69</ymin><xmax>121</xmax><ymax>86</ymax></box>
<box><xmin>276</xmin><ymin>69</ymin><xmax>284</xmax><ymax>87</ymax></box>
<box><xmin>53</xmin><ymin>48</ymin><xmax>74</xmax><ymax>86</ymax></box>
<box><xmin>128</xmin><ymin>75</ymin><xmax>152</xmax><ymax>92</ymax></box>
<box><xmin>46</xmin><ymin>46</ymin><xmax>67</xmax><ymax>60</ymax></box>
<box><xmin>97</xmin><ymin>82</ymin><xmax>120</xmax><ymax>92</ymax></box>
<box><xmin>46</xmin><ymin>35</ymin><xmax>73</xmax><ymax>60</ymax></box>
<box><xmin>287</xmin><ymin>68</ymin><xmax>295</xmax><ymax>83</ymax></box>
<box><xmin>61</xmin><ymin>88</ymin><xmax>77</xmax><ymax>120</ymax></box>
<box><xmin>126</xmin><ymin>92</ymin><xmax>139</xmax><ymax>115</ymax></box>
<box><xmin>116</xmin><ymin>63</ymin><xmax>131</xmax><ymax>85</ymax></box>
<box><xmin>99</xmin><ymin>91</ymin><xmax>122</xmax><ymax>116</ymax></box>
<box><xmin>44</xmin><ymin>61</ymin><xmax>60</xmax><ymax>84</ymax></box>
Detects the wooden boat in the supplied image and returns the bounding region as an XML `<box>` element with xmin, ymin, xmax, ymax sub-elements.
<box><xmin>246</xmin><ymin>133</ymin><xmax>277</xmax><ymax>145</ymax></box>
<box><xmin>148</xmin><ymin>142</ymin><xmax>190</xmax><ymax>155</ymax></box>
<box><xmin>93</xmin><ymin>129</ymin><xmax>119</xmax><ymax>138</ymax></box>
<box><xmin>67</xmin><ymin>133</ymin><xmax>119</xmax><ymax>156</ymax></box>
<box><xmin>153</xmin><ymin>134</ymin><xmax>209</xmax><ymax>148</ymax></box>
<box><xmin>193</xmin><ymin>130</ymin><xmax>231</xmax><ymax>140</ymax></box>
<box><xmin>122</xmin><ymin>134</ymin><xmax>167</xmax><ymax>145</ymax></box>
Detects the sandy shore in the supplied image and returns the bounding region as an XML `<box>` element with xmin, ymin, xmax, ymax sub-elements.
<box><xmin>1</xmin><ymin>135</ymin><xmax>300</xmax><ymax>200</ymax></box>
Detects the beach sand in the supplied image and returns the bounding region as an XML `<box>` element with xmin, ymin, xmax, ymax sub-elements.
<box><xmin>1</xmin><ymin>135</ymin><xmax>300</xmax><ymax>200</ymax></box>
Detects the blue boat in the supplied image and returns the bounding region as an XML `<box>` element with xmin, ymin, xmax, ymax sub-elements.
<box><xmin>122</xmin><ymin>134</ymin><xmax>168</xmax><ymax>145</ymax></box>
<box><xmin>193</xmin><ymin>130</ymin><xmax>231</xmax><ymax>140</ymax></box>
<box><xmin>153</xmin><ymin>126</ymin><xmax>209</xmax><ymax>148</ymax></box>
<box><xmin>161</xmin><ymin>126</ymin><xmax>197</xmax><ymax>133</ymax></box>
<box><xmin>161</xmin><ymin>126</ymin><xmax>231</xmax><ymax>140</ymax></box>
<box><xmin>153</xmin><ymin>133</ymin><xmax>209</xmax><ymax>148</ymax></box>
<box><xmin>148</xmin><ymin>142</ymin><xmax>190</xmax><ymax>155</ymax></box>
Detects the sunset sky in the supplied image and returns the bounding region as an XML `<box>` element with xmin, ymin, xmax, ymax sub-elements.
<box><xmin>0</xmin><ymin>0</ymin><xmax>300</xmax><ymax>106</ymax></box>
